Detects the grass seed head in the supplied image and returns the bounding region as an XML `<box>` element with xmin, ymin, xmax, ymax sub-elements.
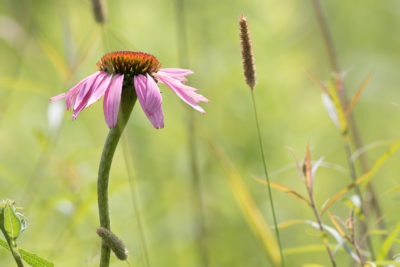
<box><xmin>239</xmin><ymin>14</ymin><xmax>256</xmax><ymax>90</ymax></box>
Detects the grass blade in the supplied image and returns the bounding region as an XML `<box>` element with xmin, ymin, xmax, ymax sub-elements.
<box><xmin>322</xmin><ymin>138</ymin><xmax>400</xmax><ymax>214</ymax></box>
<box><xmin>328</xmin><ymin>213</ymin><xmax>347</xmax><ymax>240</ymax></box>
<box><xmin>209</xmin><ymin>142</ymin><xmax>281</xmax><ymax>266</ymax></box>
<box><xmin>254</xmin><ymin>177</ymin><xmax>311</xmax><ymax>207</ymax></box>
<box><xmin>345</xmin><ymin>74</ymin><xmax>372</xmax><ymax>116</ymax></box>
<box><xmin>36</xmin><ymin>37</ymin><xmax>71</xmax><ymax>81</ymax></box>
<box><xmin>327</xmin><ymin>80</ymin><xmax>348</xmax><ymax>137</ymax></box>
<box><xmin>377</xmin><ymin>222</ymin><xmax>400</xmax><ymax>260</ymax></box>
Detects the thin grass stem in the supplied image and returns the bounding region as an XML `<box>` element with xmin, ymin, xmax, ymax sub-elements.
<box><xmin>250</xmin><ymin>90</ymin><xmax>285</xmax><ymax>266</ymax></box>
<box><xmin>101</xmin><ymin>25</ymin><xmax>110</xmax><ymax>52</ymax></box>
<box><xmin>343</xmin><ymin>140</ymin><xmax>375</xmax><ymax>260</ymax></box>
<box><xmin>174</xmin><ymin>0</ymin><xmax>209</xmax><ymax>265</ymax></box>
<box><xmin>122</xmin><ymin>135</ymin><xmax>151</xmax><ymax>267</ymax></box>
<box><xmin>308</xmin><ymin>192</ymin><xmax>337</xmax><ymax>267</ymax></box>
<box><xmin>310</xmin><ymin>0</ymin><xmax>384</xmax><ymax>226</ymax></box>
<box><xmin>310</xmin><ymin>0</ymin><xmax>386</xmax><ymax>259</ymax></box>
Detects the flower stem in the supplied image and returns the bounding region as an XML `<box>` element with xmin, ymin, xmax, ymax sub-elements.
<box><xmin>250</xmin><ymin>90</ymin><xmax>284</xmax><ymax>266</ymax></box>
<box><xmin>98</xmin><ymin>84</ymin><xmax>137</xmax><ymax>267</ymax></box>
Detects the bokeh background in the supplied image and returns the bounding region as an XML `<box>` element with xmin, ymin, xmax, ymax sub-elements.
<box><xmin>1</xmin><ymin>0</ymin><xmax>400</xmax><ymax>266</ymax></box>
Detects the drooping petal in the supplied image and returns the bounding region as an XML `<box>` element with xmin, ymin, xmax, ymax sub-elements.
<box><xmin>159</xmin><ymin>68</ymin><xmax>194</xmax><ymax>76</ymax></box>
<box><xmin>157</xmin><ymin>68</ymin><xmax>193</xmax><ymax>83</ymax></box>
<box><xmin>65</xmin><ymin>72</ymin><xmax>98</xmax><ymax>110</ymax></box>
<box><xmin>86</xmin><ymin>72</ymin><xmax>113</xmax><ymax>108</ymax></box>
<box><xmin>72</xmin><ymin>71</ymin><xmax>102</xmax><ymax>119</ymax></box>
<box><xmin>50</xmin><ymin>93</ymin><xmax>66</xmax><ymax>102</ymax></box>
<box><xmin>73</xmin><ymin>71</ymin><xmax>101</xmax><ymax>110</ymax></box>
<box><xmin>103</xmin><ymin>74</ymin><xmax>124</xmax><ymax>128</ymax></box>
<box><xmin>134</xmin><ymin>74</ymin><xmax>164</xmax><ymax>129</ymax></box>
<box><xmin>155</xmin><ymin>71</ymin><xmax>209</xmax><ymax>113</ymax></box>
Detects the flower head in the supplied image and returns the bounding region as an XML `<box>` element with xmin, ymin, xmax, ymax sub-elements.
<box><xmin>50</xmin><ymin>51</ymin><xmax>209</xmax><ymax>129</ymax></box>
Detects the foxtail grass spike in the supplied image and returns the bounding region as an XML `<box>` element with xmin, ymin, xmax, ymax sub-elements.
<box><xmin>239</xmin><ymin>14</ymin><xmax>284</xmax><ymax>266</ymax></box>
<box><xmin>97</xmin><ymin>227</ymin><xmax>129</xmax><ymax>261</ymax></box>
<box><xmin>239</xmin><ymin>14</ymin><xmax>256</xmax><ymax>90</ymax></box>
<box><xmin>91</xmin><ymin>0</ymin><xmax>107</xmax><ymax>24</ymax></box>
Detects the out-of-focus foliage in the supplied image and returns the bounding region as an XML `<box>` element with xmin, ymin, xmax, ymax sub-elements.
<box><xmin>1</xmin><ymin>0</ymin><xmax>400</xmax><ymax>266</ymax></box>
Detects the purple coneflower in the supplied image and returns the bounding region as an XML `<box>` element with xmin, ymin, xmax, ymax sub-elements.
<box><xmin>50</xmin><ymin>51</ymin><xmax>209</xmax><ymax>129</ymax></box>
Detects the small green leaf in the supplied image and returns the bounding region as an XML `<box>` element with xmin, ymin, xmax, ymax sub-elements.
<box><xmin>3</xmin><ymin>204</ymin><xmax>21</xmax><ymax>240</ymax></box>
<box><xmin>366</xmin><ymin>261</ymin><xmax>400</xmax><ymax>266</ymax></box>
<box><xmin>322</xmin><ymin>138</ymin><xmax>400</xmax><ymax>214</ymax></box>
<box><xmin>284</xmin><ymin>244</ymin><xmax>326</xmax><ymax>255</ymax></box>
<box><xmin>377</xmin><ymin>222</ymin><xmax>400</xmax><ymax>260</ymax></box>
<box><xmin>0</xmin><ymin>238</ymin><xmax>54</xmax><ymax>267</ymax></box>
<box><xmin>328</xmin><ymin>80</ymin><xmax>348</xmax><ymax>137</ymax></box>
<box><xmin>0</xmin><ymin>238</ymin><xmax>9</xmax><ymax>250</ymax></box>
<box><xmin>20</xmin><ymin>249</ymin><xmax>54</xmax><ymax>267</ymax></box>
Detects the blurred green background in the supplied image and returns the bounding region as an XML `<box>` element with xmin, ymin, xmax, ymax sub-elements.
<box><xmin>1</xmin><ymin>0</ymin><xmax>400</xmax><ymax>266</ymax></box>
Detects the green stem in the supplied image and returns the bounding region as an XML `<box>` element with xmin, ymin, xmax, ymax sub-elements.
<box><xmin>250</xmin><ymin>90</ymin><xmax>285</xmax><ymax>266</ymax></box>
<box><xmin>174</xmin><ymin>0</ymin><xmax>209</xmax><ymax>265</ymax></box>
<box><xmin>343</xmin><ymin>140</ymin><xmax>375</xmax><ymax>260</ymax></box>
<box><xmin>0</xmin><ymin>228</ymin><xmax>24</xmax><ymax>267</ymax></box>
<box><xmin>98</xmin><ymin>85</ymin><xmax>137</xmax><ymax>267</ymax></box>
<box><xmin>308</xmin><ymin>192</ymin><xmax>337</xmax><ymax>267</ymax></box>
<box><xmin>121</xmin><ymin>136</ymin><xmax>151</xmax><ymax>267</ymax></box>
<box><xmin>311</xmin><ymin>0</ymin><xmax>384</xmax><ymax>258</ymax></box>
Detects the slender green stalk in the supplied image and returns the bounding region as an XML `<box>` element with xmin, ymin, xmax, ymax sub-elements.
<box><xmin>250</xmin><ymin>90</ymin><xmax>284</xmax><ymax>266</ymax></box>
<box><xmin>348</xmin><ymin>211</ymin><xmax>365</xmax><ymax>266</ymax></box>
<box><xmin>174</xmin><ymin>0</ymin><xmax>209</xmax><ymax>265</ymax></box>
<box><xmin>307</xmin><ymin>192</ymin><xmax>337</xmax><ymax>267</ymax></box>
<box><xmin>101</xmin><ymin>26</ymin><xmax>110</xmax><ymax>52</ymax></box>
<box><xmin>98</xmin><ymin>85</ymin><xmax>137</xmax><ymax>267</ymax></box>
<box><xmin>310</xmin><ymin>0</ymin><xmax>384</xmax><ymax>226</ymax></box>
<box><xmin>342</xmin><ymin>140</ymin><xmax>375</xmax><ymax>260</ymax></box>
<box><xmin>0</xmin><ymin>228</ymin><xmax>24</xmax><ymax>267</ymax></box>
<box><xmin>122</xmin><ymin>135</ymin><xmax>150</xmax><ymax>267</ymax></box>
<box><xmin>310</xmin><ymin>0</ymin><xmax>385</xmax><ymax>259</ymax></box>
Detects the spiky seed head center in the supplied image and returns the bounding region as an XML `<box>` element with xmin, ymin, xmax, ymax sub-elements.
<box><xmin>97</xmin><ymin>51</ymin><xmax>161</xmax><ymax>76</ymax></box>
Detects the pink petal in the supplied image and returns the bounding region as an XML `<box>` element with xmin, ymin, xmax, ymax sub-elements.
<box><xmin>134</xmin><ymin>74</ymin><xmax>164</xmax><ymax>129</ymax></box>
<box><xmin>159</xmin><ymin>68</ymin><xmax>194</xmax><ymax>76</ymax></box>
<box><xmin>72</xmin><ymin>71</ymin><xmax>102</xmax><ymax>119</ymax></box>
<box><xmin>65</xmin><ymin>72</ymin><xmax>98</xmax><ymax>110</ymax></box>
<box><xmin>155</xmin><ymin>71</ymin><xmax>209</xmax><ymax>114</ymax></box>
<box><xmin>103</xmin><ymin>74</ymin><xmax>124</xmax><ymax>128</ymax></box>
<box><xmin>50</xmin><ymin>93</ymin><xmax>66</xmax><ymax>102</ymax></box>
<box><xmin>86</xmin><ymin>72</ymin><xmax>113</xmax><ymax>108</ymax></box>
<box><xmin>158</xmin><ymin>68</ymin><xmax>193</xmax><ymax>83</ymax></box>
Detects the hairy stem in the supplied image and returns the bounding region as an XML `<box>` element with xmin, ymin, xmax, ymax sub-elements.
<box><xmin>98</xmin><ymin>85</ymin><xmax>137</xmax><ymax>267</ymax></box>
<box><xmin>250</xmin><ymin>90</ymin><xmax>285</xmax><ymax>266</ymax></box>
